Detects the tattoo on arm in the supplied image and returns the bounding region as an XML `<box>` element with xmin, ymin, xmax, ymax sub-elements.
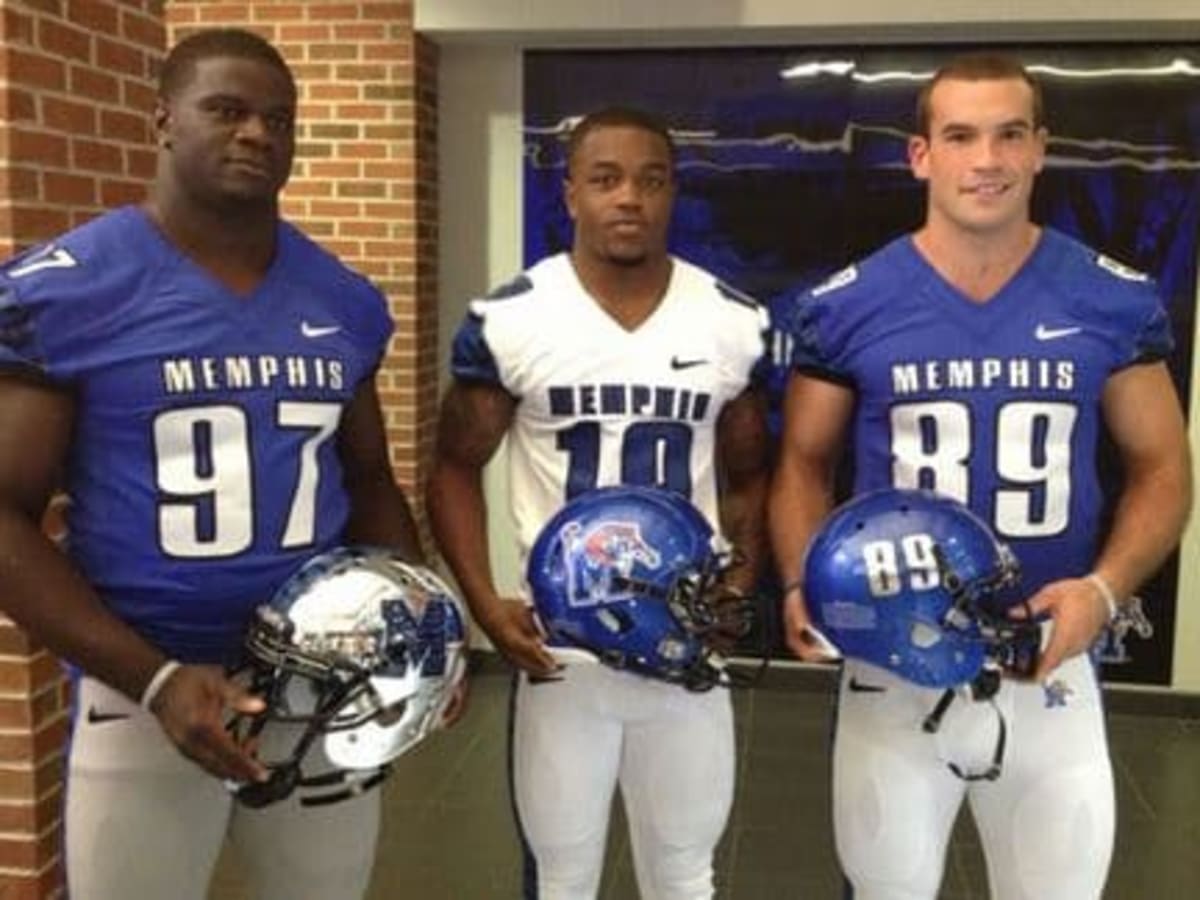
<box><xmin>436</xmin><ymin>382</ymin><xmax>517</xmax><ymax>466</ymax></box>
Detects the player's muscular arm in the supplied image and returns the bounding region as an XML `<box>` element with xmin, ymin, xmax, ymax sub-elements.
<box><xmin>716</xmin><ymin>386</ymin><xmax>770</xmax><ymax>594</ymax></box>
<box><xmin>427</xmin><ymin>381</ymin><xmax>558</xmax><ymax>675</ymax></box>
<box><xmin>339</xmin><ymin>377</ymin><xmax>424</xmax><ymax>560</ymax></box>
<box><xmin>0</xmin><ymin>374</ymin><xmax>266</xmax><ymax>781</ymax></box>
<box><xmin>1027</xmin><ymin>361</ymin><xmax>1192</xmax><ymax>677</ymax></box>
<box><xmin>767</xmin><ymin>374</ymin><xmax>855</xmax><ymax>661</ymax></box>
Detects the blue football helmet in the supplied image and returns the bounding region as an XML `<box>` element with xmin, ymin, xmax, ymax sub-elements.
<box><xmin>237</xmin><ymin>547</ymin><xmax>468</xmax><ymax>807</ymax></box>
<box><xmin>803</xmin><ymin>489</ymin><xmax>1032</xmax><ymax>688</ymax></box>
<box><xmin>527</xmin><ymin>486</ymin><xmax>751</xmax><ymax>691</ymax></box>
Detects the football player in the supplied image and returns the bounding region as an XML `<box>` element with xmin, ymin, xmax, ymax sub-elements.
<box><xmin>0</xmin><ymin>29</ymin><xmax>442</xmax><ymax>900</ymax></box>
<box><xmin>428</xmin><ymin>107</ymin><xmax>770</xmax><ymax>899</ymax></box>
<box><xmin>769</xmin><ymin>53</ymin><xmax>1191</xmax><ymax>899</ymax></box>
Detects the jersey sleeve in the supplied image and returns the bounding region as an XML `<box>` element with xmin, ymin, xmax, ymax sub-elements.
<box><xmin>0</xmin><ymin>282</ymin><xmax>42</xmax><ymax>373</ymax></box>
<box><xmin>449</xmin><ymin>305</ymin><xmax>503</xmax><ymax>385</ymax></box>
<box><xmin>787</xmin><ymin>284</ymin><xmax>856</xmax><ymax>387</ymax></box>
<box><xmin>1129</xmin><ymin>298</ymin><xmax>1173</xmax><ymax>365</ymax></box>
<box><xmin>0</xmin><ymin>242</ymin><xmax>105</xmax><ymax>384</ymax></box>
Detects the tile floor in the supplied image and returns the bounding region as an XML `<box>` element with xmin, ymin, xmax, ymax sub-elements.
<box><xmin>210</xmin><ymin>658</ymin><xmax>1200</xmax><ymax>899</ymax></box>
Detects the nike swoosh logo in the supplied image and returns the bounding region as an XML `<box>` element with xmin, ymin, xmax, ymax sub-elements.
<box><xmin>670</xmin><ymin>356</ymin><xmax>708</xmax><ymax>370</ymax></box>
<box><xmin>301</xmin><ymin>321</ymin><xmax>341</xmax><ymax>338</ymax></box>
<box><xmin>1034</xmin><ymin>324</ymin><xmax>1082</xmax><ymax>341</ymax></box>
<box><xmin>847</xmin><ymin>677</ymin><xmax>886</xmax><ymax>693</ymax></box>
<box><xmin>86</xmin><ymin>706</ymin><xmax>131</xmax><ymax>725</ymax></box>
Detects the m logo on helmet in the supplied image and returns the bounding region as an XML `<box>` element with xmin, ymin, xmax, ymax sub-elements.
<box><xmin>559</xmin><ymin>519</ymin><xmax>662</xmax><ymax>608</ymax></box>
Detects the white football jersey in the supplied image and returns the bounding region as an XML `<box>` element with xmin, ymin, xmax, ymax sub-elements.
<box><xmin>451</xmin><ymin>252</ymin><xmax>768</xmax><ymax>565</ymax></box>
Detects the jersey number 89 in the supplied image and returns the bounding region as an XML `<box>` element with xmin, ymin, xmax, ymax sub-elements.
<box><xmin>891</xmin><ymin>399</ymin><xmax>1077</xmax><ymax>538</ymax></box>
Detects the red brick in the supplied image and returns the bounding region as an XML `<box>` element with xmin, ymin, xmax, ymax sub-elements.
<box><xmin>364</xmin><ymin>43</ymin><xmax>410</xmax><ymax>62</ymax></box>
<box><xmin>42</xmin><ymin>172</ymin><xmax>97</xmax><ymax>207</ymax></box>
<box><xmin>0</xmin><ymin>716</ymin><xmax>69</xmax><ymax>765</ymax></box>
<box><xmin>37</xmin><ymin>19</ymin><xmax>93</xmax><ymax>62</ymax></box>
<box><xmin>362</xmin><ymin>3</ymin><xmax>411</xmax><ymax>21</ymax></box>
<box><xmin>335</xmin><ymin>104</ymin><xmax>386</xmax><ymax>121</ymax></box>
<box><xmin>100</xmin><ymin>109</ymin><xmax>150</xmax><ymax>144</ymax></box>
<box><xmin>0</xmin><ymin>49</ymin><xmax>67</xmax><ymax>92</ymax></box>
<box><xmin>341</xmin><ymin>143</ymin><xmax>390</xmax><ymax>160</ymax></box>
<box><xmin>198</xmin><ymin>4</ymin><xmax>251</xmax><ymax>23</ymax></box>
<box><xmin>0</xmin><ymin>827</ymin><xmax>61</xmax><ymax>870</ymax></box>
<box><xmin>311</xmin><ymin>43</ymin><xmax>360</xmax><ymax>61</ymax></box>
<box><xmin>67</xmin><ymin>0</ymin><xmax>118</xmax><ymax>32</ymax></box>
<box><xmin>0</xmin><ymin>754</ymin><xmax>63</xmax><ymax>800</ymax></box>
<box><xmin>100</xmin><ymin>179</ymin><xmax>147</xmax><ymax>207</ymax></box>
<box><xmin>337</xmin><ymin>220</ymin><xmax>389</xmax><ymax>238</ymax></box>
<box><xmin>1</xmin><ymin>8</ymin><xmax>35</xmax><ymax>44</ymax></box>
<box><xmin>306</xmin><ymin>161</ymin><xmax>364</xmax><ymax>183</ymax></box>
<box><xmin>333</xmin><ymin>23</ymin><xmax>386</xmax><ymax>41</ymax></box>
<box><xmin>251</xmin><ymin>4</ymin><xmax>304</xmax><ymax>21</ymax></box>
<box><xmin>336</xmin><ymin>64</ymin><xmax>386</xmax><ymax>81</ymax></box>
<box><xmin>96</xmin><ymin>36</ymin><xmax>146</xmax><ymax>78</ymax></box>
<box><xmin>279</xmin><ymin>25</ymin><xmax>331</xmax><ymax>42</ymax></box>
<box><xmin>0</xmin><ymin>864</ymin><xmax>65</xmax><ymax>900</ymax></box>
<box><xmin>125</xmin><ymin>146</ymin><xmax>156</xmax><ymax>179</ymax></box>
<box><xmin>121</xmin><ymin>9</ymin><xmax>165</xmax><ymax>49</ymax></box>
<box><xmin>72</xmin><ymin>139</ymin><xmax>124</xmax><ymax>174</ymax></box>
<box><xmin>309</xmin><ymin>4</ymin><xmax>360</xmax><ymax>18</ymax></box>
<box><xmin>42</xmin><ymin>97</ymin><xmax>97</xmax><ymax>136</ymax></box>
<box><xmin>0</xmin><ymin>88</ymin><xmax>37</xmax><ymax>124</ymax></box>
<box><xmin>291</xmin><ymin>63</ymin><xmax>331</xmax><ymax>81</ymax></box>
<box><xmin>309</xmin><ymin>84</ymin><xmax>358</xmax><ymax>101</ymax></box>
<box><xmin>10</xmin><ymin>130</ymin><xmax>69</xmax><ymax>168</ymax></box>
<box><xmin>122</xmin><ymin>79</ymin><xmax>158</xmax><ymax>115</ymax></box>
<box><xmin>70</xmin><ymin>65</ymin><xmax>120</xmax><ymax>103</ymax></box>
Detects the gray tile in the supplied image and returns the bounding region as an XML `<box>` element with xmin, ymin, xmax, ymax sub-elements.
<box><xmin>209</xmin><ymin>664</ymin><xmax>1200</xmax><ymax>900</ymax></box>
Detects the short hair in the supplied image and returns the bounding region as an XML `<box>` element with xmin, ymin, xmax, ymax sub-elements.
<box><xmin>915</xmin><ymin>52</ymin><xmax>1043</xmax><ymax>136</ymax></box>
<box><xmin>159</xmin><ymin>28</ymin><xmax>295</xmax><ymax>100</ymax></box>
<box><xmin>565</xmin><ymin>106</ymin><xmax>676</xmax><ymax>177</ymax></box>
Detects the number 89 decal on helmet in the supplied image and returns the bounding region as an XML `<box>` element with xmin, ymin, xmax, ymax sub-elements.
<box><xmin>234</xmin><ymin>547</ymin><xmax>468</xmax><ymax>807</ymax></box>
<box><xmin>803</xmin><ymin>488</ymin><xmax>1038</xmax><ymax>689</ymax></box>
<box><xmin>527</xmin><ymin>486</ymin><xmax>754</xmax><ymax>691</ymax></box>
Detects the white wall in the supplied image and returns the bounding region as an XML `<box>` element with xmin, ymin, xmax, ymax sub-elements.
<box><xmin>427</xmin><ymin>1</ymin><xmax>1200</xmax><ymax>689</ymax></box>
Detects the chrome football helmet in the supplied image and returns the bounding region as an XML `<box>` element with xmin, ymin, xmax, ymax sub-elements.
<box><xmin>527</xmin><ymin>486</ymin><xmax>752</xmax><ymax>691</ymax></box>
<box><xmin>803</xmin><ymin>488</ymin><xmax>1033</xmax><ymax>689</ymax></box>
<box><xmin>235</xmin><ymin>547</ymin><xmax>467</xmax><ymax>807</ymax></box>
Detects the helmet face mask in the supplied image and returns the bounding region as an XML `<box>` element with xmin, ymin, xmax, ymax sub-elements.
<box><xmin>528</xmin><ymin>486</ymin><xmax>752</xmax><ymax>691</ymax></box>
<box><xmin>236</xmin><ymin>548</ymin><xmax>467</xmax><ymax>807</ymax></box>
<box><xmin>803</xmin><ymin>489</ymin><xmax>1034</xmax><ymax>689</ymax></box>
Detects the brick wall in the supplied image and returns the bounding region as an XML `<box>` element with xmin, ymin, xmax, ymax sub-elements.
<box><xmin>0</xmin><ymin>2</ymin><xmax>434</xmax><ymax>896</ymax></box>
<box><xmin>0</xmin><ymin>3</ymin><xmax>161</xmax><ymax>894</ymax></box>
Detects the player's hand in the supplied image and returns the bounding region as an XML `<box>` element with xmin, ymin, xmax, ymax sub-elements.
<box><xmin>782</xmin><ymin>587</ymin><xmax>841</xmax><ymax>663</ymax></box>
<box><xmin>440</xmin><ymin>669</ymin><xmax>470</xmax><ymax>728</ymax></box>
<box><xmin>1013</xmin><ymin>577</ymin><xmax>1110</xmax><ymax>680</ymax></box>
<box><xmin>479</xmin><ymin>599</ymin><xmax>561</xmax><ymax>677</ymax></box>
<box><xmin>149</xmin><ymin>664</ymin><xmax>269</xmax><ymax>783</ymax></box>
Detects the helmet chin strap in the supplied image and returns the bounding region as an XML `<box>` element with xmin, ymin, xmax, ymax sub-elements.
<box><xmin>920</xmin><ymin>664</ymin><xmax>1008</xmax><ymax>782</ymax></box>
<box><xmin>231</xmin><ymin>666</ymin><xmax>390</xmax><ymax>808</ymax></box>
<box><xmin>915</xmin><ymin>543</ymin><xmax>1038</xmax><ymax>782</ymax></box>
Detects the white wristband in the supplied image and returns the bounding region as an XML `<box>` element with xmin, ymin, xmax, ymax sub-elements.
<box><xmin>1086</xmin><ymin>573</ymin><xmax>1119</xmax><ymax>622</ymax></box>
<box><xmin>140</xmin><ymin>660</ymin><xmax>183</xmax><ymax>711</ymax></box>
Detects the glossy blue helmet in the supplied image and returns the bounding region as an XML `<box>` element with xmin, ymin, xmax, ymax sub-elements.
<box><xmin>527</xmin><ymin>486</ymin><xmax>750</xmax><ymax>691</ymax></box>
<box><xmin>803</xmin><ymin>489</ymin><xmax>1028</xmax><ymax>688</ymax></box>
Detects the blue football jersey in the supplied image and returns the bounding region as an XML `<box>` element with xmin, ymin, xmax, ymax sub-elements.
<box><xmin>0</xmin><ymin>207</ymin><xmax>393</xmax><ymax>663</ymax></box>
<box><xmin>789</xmin><ymin>228</ymin><xmax>1171</xmax><ymax>598</ymax></box>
